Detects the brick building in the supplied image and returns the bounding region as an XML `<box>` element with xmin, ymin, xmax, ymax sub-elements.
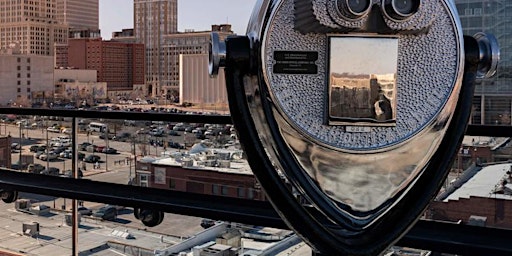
<box><xmin>55</xmin><ymin>38</ymin><xmax>145</xmax><ymax>94</ymax></box>
<box><xmin>0</xmin><ymin>136</ymin><xmax>11</xmax><ymax>169</ymax></box>
<box><xmin>428</xmin><ymin>196</ymin><xmax>512</xmax><ymax>229</ymax></box>
<box><xmin>136</xmin><ymin>156</ymin><xmax>266</xmax><ymax>201</ymax></box>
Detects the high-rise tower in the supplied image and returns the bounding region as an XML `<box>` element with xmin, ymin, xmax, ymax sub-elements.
<box><xmin>0</xmin><ymin>0</ymin><xmax>68</xmax><ymax>56</ymax></box>
<box><xmin>134</xmin><ymin>0</ymin><xmax>178</xmax><ymax>97</ymax></box>
<box><xmin>57</xmin><ymin>0</ymin><xmax>99</xmax><ymax>30</ymax></box>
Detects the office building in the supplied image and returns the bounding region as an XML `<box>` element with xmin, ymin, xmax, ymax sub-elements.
<box><xmin>134</xmin><ymin>0</ymin><xmax>178</xmax><ymax>97</ymax></box>
<box><xmin>56</xmin><ymin>0</ymin><xmax>99</xmax><ymax>30</ymax></box>
<box><xmin>55</xmin><ymin>38</ymin><xmax>145</xmax><ymax>94</ymax></box>
<box><xmin>56</xmin><ymin>0</ymin><xmax>100</xmax><ymax>38</ymax></box>
<box><xmin>0</xmin><ymin>0</ymin><xmax>68</xmax><ymax>56</ymax></box>
<box><xmin>455</xmin><ymin>0</ymin><xmax>512</xmax><ymax>125</ymax></box>
<box><xmin>165</xmin><ymin>24</ymin><xmax>233</xmax><ymax>101</ymax></box>
<box><xmin>0</xmin><ymin>44</ymin><xmax>54</xmax><ymax>106</ymax></box>
<box><xmin>179</xmin><ymin>54</ymin><xmax>227</xmax><ymax>108</ymax></box>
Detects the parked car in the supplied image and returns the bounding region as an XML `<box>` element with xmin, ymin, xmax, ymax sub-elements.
<box><xmin>168</xmin><ymin>141</ymin><xmax>185</xmax><ymax>149</ymax></box>
<box><xmin>59</xmin><ymin>149</ymin><xmax>73</xmax><ymax>159</ymax></box>
<box><xmin>39</xmin><ymin>152</ymin><xmax>58</xmax><ymax>161</ymax></box>
<box><xmin>34</xmin><ymin>150</ymin><xmax>45</xmax><ymax>159</ymax></box>
<box><xmin>168</xmin><ymin>130</ymin><xmax>180</xmax><ymax>136</ymax></box>
<box><xmin>30</xmin><ymin>145</ymin><xmax>45</xmax><ymax>152</ymax></box>
<box><xmin>99</xmin><ymin>133</ymin><xmax>115</xmax><ymax>140</ymax></box>
<box><xmin>10</xmin><ymin>143</ymin><xmax>21</xmax><ymax>150</ymax></box>
<box><xmin>41</xmin><ymin>167</ymin><xmax>60</xmax><ymax>176</ymax></box>
<box><xmin>83</xmin><ymin>154</ymin><xmax>101</xmax><ymax>163</ymax></box>
<box><xmin>200</xmin><ymin>219</ymin><xmax>216</xmax><ymax>229</ymax></box>
<box><xmin>92</xmin><ymin>205</ymin><xmax>117</xmax><ymax>220</ymax></box>
<box><xmin>102</xmin><ymin>147</ymin><xmax>117</xmax><ymax>154</ymax></box>
<box><xmin>79</xmin><ymin>142</ymin><xmax>92</xmax><ymax>151</ymax></box>
<box><xmin>27</xmin><ymin>163</ymin><xmax>45</xmax><ymax>174</ymax></box>
<box><xmin>64</xmin><ymin>169</ymin><xmax>83</xmax><ymax>178</ymax></box>
<box><xmin>77</xmin><ymin>206</ymin><xmax>92</xmax><ymax>216</ymax></box>
<box><xmin>85</xmin><ymin>145</ymin><xmax>97</xmax><ymax>152</ymax></box>
<box><xmin>47</xmin><ymin>127</ymin><xmax>60</xmax><ymax>133</ymax></box>
<box><xmin>114</xmin><ymin>132</ymin><xmax>132</xmax><ymax>141</ymax></box>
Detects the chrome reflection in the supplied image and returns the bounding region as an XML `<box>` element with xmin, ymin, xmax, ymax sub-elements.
<box><xmin>328</xmin><ymin>36</ymin><xmax>398</xmax><ymax>126</ymax></box>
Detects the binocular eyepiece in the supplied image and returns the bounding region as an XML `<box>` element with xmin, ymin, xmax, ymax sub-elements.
<box><xmin>337</xmin><ymin>0</ymin><xmax>421</xmax><ymax>21</ymax></box>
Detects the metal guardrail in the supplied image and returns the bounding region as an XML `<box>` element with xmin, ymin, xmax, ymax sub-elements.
<box><xmin>0</xmin><ymin>107</ymin><xmax>511</xmax><ymax>255</ymax></box>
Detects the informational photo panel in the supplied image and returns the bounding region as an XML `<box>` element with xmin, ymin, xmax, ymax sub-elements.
<box><xmin>328</xmin><ymin>36</ymin><xmax>398</xmax><ymax>126</ymax></box>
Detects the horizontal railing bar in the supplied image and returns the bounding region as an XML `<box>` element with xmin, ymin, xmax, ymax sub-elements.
<box><xmin>0</xmin><ymin>169</ymin><xmax>511</xmax><ymax>255</ymax></box>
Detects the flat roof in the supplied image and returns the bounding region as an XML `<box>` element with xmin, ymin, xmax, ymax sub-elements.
<box><xmin>444</xmin><ymin>163</ymin><xmax>512</xmax><ymax>201</ymax></box>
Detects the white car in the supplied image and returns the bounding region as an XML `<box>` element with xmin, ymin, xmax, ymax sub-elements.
<box><xmin>47</xmin><ymin>127</ymin><xmax>60</xmax><ymax>133</ymax></box>
<box><xmin>39</xmin><ymin>152</ymin><xmax>58</xmax><ymax>161</ymax></box>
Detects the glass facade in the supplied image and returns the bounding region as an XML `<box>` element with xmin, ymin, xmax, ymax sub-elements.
<box><xmin>456</xmin><ymin>0</ymin><xmax>512</xmax><ymax>124</ymax></box>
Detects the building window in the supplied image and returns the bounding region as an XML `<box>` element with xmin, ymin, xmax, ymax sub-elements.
<box><xmin>169</xmin><ymin>179</ymin><xmax>175</xmax><ymax>189</ymax></box>
<box><xmin>17</xmin><ymin>81</ymin><xmax>20</xmax><ymax>85</ymax></box>
<box><xmin>27</xmin><ymin>80</ymin><xmax>30</xmax><ymax>85</ymax></box>
<box><xmin>212</xmin><ymin>184</ymin><xmax>219</xmax><ymax>195</ymax></box>
<box><xmin>27</xmin><ymin>73</ymin><xmax>30</xmax><ymax>78</ymax></box>
<box><xmin>247</xmin><ymin>188</ymin><xmax>255</xmax><ymax>200</ymax></box>
<box><xmin>17</xmin><ymin>73</ymin><xmax>20</xmax><ymax>78</ymax></box>
<box><xmin>17</xmin><ymin>88</ymin><xmax>21</xmax><ymax>93</ymax></box>
<box><xmin>17</xmin><ymin>58</ymin><xmax>20</xmax><ymax>63</ymax></box>
<box><xmin>26</xmin><ymin>66</ymin><xmax>30</xmax><ymax>71</ymax></box>
<box><xmin>26</xmin><ymin>88</ymin><xmax>30</xmax><ymax>93</ymax></box>
<box><xmin>237</xmin><ymin>187</ymin><xmax>245</xmax><ymax>198</ymax></box>
<box><xmin>221</xmin><ymin>186</ymin><xmax>229</xmax><ymax>196</ymax></box>
<box><xmin>17</xmin><ymin>66</ymin><xmax>20</xmax><ymax>70</ymax></box>
<box><xmin>27</xmin><ymin>58</ymin><xmax>30</xmax><ymax>63</ymax></box>
<box><xmin>139</xmin><ymin>174</ymin><xmax>149</xmax><ymax>187</ymax></box>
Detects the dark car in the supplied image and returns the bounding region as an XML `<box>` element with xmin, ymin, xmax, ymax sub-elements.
<box><xmin>114</xmin><ymin>132</ymin><xmax>132</xmax><ymax>141</ymax></box>
<box><xmin>79</xmin><ymin>142</ymin><xmax>92</xmax><ymax>151</ymax></box>
<box><xmin>102</xmin><ymin>147</ymin><xmax>117</xmax><ymax>154</ymax></box>
<box><xmin>77</xmin><ymin>206</ymin><xmax>92</xmax><ymax>216</ymax></box>
<box><xmin>41</xmin><ymin>167</ymin><xmax>60</xmax><ymax>176</ymax></box>
<box><xmin>168</xmin><ymin>141</ymin><xmax>185</xmax><ymax>149</ymax></box>
<box><xmin>30</xmin><ymin>145</ymin><xmax>46</xmax><ymax>152</ymax></box>
<box><xmin>92</xmin><ymin>205</ymin><xmax>117</xmax><ymax>220</ymax></box>
<box><xmin>83</xmin><ymin>154</ymin><xmax>101</xmax><ymax>163</ymax></box>
<box><xmin>200</xmin><ymin>219</ymin><xmax>216</xmax><ymax>229</ymax></box>
<box><xmin>99</xmin><ymin>133</ymin><xmax>115</xmax><ymax>140</ymax></box>
<box><xmin>168</xmin><ymin>130</ymin><xmax>180</xmax><ymax>136</ymax></box>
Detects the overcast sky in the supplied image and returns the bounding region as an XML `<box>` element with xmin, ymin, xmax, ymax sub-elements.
<box><xmin>99</xmin><ymin>0</ymin><xmax>258</xmax><ymax>39</ymax></box>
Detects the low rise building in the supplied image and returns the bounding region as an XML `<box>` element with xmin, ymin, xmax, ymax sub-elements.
<box><xmin>0</xmin><ymin>45</ymin><xmax>53</xmax><ymax>106</ymax></box>
<box><xmin>135</xmin><ymin>145</ymin><xmax>266</xmax><ymax>201</ymax></box>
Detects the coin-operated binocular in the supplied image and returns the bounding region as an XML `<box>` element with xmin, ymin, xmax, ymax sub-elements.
<box><xmin>210</xmin><ymin>0</ymin><xmax>499</xmax><ymax>255</ymax></box>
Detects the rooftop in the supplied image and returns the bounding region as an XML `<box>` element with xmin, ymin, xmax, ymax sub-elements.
<box><xmin>444</xmin><ymin>163</ymin><xmax>512</xmax><ymax>201</ymax></box>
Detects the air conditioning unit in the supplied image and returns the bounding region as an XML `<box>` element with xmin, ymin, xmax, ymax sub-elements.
<box><xmin>22</xmin><ymin>222</ymin><xmax>39</xmax><ymax>237</ymax></box>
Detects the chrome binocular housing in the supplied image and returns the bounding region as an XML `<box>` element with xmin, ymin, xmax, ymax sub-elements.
<box><xmin>210</xmin><ymin>0</ymin><xmax>499</xmax><ymax>255</ymax></box>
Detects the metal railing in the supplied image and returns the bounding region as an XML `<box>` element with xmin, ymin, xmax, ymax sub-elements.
<box><xmin>0</xmin><ymin>107</ymin><xmax>511</xmax><ymax>255</ymax></box>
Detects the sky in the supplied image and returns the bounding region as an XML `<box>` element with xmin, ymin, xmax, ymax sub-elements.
<box><xmin>99</xmin><ymin>0</ymin><xmax>258</xmax><ymax>39</ymax></box>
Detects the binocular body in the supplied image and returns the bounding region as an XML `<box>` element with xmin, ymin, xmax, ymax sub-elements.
<box><xmin>210</xmin><ymin>0</ymin><xmax>499</xmax><ymax>255</ymax></box>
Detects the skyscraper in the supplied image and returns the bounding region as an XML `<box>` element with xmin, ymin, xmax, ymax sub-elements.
<box><xmin>455</xmin><ymin>0</ymin><xmax>512</xmax><ymax>125</ymax></box>
<box><xmin>0</xmin><ymin>0</ymin><xmax>68</xmax><ymax>56</ymax></box>
<box><xmin>134</xmin><ymin>0</ymin><xmax>178</xmax><ymax>97</ymax></box>
<box><xmin>56</xmin><ymin>0</ymin><xmax>99</xmax><ymax>30</ymax></box>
